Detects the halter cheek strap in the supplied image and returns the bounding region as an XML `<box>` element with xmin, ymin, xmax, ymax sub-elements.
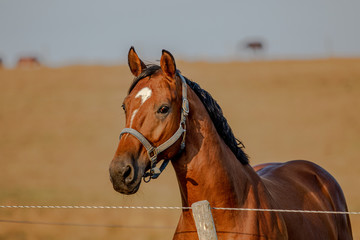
<box><xmin>119</xmin><ymin>73</ymin><xmax>189</xmax><ymax>182</ymax></box>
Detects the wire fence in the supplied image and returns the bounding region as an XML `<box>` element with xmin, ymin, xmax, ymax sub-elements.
<box><xmin>1</xmin><ymin>205</ymin><xmax>359</xmax><ymax>229</ymax></box>
<box><xmin>1</xmin><ymin>205</ymin><xmax>360</xmax><ymax>215</ymax></box>
<box><xmin>0</xmin><ymin>205</ymin><xmax>188</xmax><ymax>210</ymax></box>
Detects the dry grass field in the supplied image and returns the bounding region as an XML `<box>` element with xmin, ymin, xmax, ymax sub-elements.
<box><xmin>0</xmin><ymin>59</ymin><xmax>359</xmax><ymax>239</ymax></box>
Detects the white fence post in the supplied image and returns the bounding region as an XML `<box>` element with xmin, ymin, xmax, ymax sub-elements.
<box><xmin>191</xmin><ymin>200</ymin><xmax>218</xmax><ymax>240</ymax></box>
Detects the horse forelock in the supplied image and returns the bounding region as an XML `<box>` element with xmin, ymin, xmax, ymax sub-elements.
<box><xmin>127</xmin><ymin>64</ymin><xmax>249</xmax><ymax>165</ymax></box>
<box><xmin>128</xmin><ymin>65</ymin><xmax>161</xmax><ymax>94</ymax></box>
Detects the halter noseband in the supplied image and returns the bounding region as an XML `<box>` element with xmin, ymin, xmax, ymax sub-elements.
<box><xmin>119</xmin><ymin>73</ymin><xmax>189</xmax><ymax>182</ymax></box>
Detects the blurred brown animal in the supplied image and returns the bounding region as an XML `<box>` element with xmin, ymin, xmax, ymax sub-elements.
<box><xmin>246</xmin><ymin>41</ymin><xmax>263</xmax><ymax>53</ymax></box>
<box><xmin>246</xmin><ymin>41</ymin><xmax>263</xmax><ymax>50</ymax></box>
<box><xmin>17</xmin><ymin>57</ymin><xmax>40</xmax><ymax>68</ymax></box>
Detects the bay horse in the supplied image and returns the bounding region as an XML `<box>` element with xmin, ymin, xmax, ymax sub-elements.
<box><xmin>109</xmin><ymin>47</ymin><xmax>353</xmax><ymax>239</ymax></box>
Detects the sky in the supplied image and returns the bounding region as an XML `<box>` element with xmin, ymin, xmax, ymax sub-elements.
<box><xmin>0</xmin><ymin>0</ymin><xmax>360</xmax><ymax>67</ymax></box>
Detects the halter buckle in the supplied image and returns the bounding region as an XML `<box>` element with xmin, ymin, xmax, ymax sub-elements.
<box><xmin>148</xmin><ymin>148</ymin><xmax>158</xmax><ymax>163</ymax></box>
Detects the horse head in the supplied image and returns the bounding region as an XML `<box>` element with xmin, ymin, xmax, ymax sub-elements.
<box><xmin>109</xmin><ymin>47</ymin><xmax>187</xmax><ymax>195</ymax></box>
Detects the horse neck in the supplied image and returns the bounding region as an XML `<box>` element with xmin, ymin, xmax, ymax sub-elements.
<box><xmin>172</xmin><ymin>87</ymin><xmax>267</xmax><ymax>209</ymax></box>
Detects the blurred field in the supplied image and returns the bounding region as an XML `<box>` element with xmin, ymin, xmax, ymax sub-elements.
<box><xmin>0</xmin><ymin>59</ymin><xmax>359</xmax><ymax>239</ymax></box>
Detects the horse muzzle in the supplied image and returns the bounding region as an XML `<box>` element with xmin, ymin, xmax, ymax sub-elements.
<box><xmin>109</xmin><ymin>155</ymin><xmax>144</xmax><ymax>195</ymax></box>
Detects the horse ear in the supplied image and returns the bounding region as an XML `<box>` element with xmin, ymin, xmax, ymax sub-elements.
<box><xmin>160</xmin><ymin>49</ymin><xmax>177</xmax><ymax>79</ymax></box>
<box><xmin>128</xmin><ymin>46</ymin><xmax>146</xmax><ymax>77</ymax></box>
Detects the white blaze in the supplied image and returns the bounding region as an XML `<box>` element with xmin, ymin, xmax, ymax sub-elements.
<box><xmin>135</xmin><ymin>87</ymin><xmax>152</xmax><ymax>104</ymax></box>
<box><xmin>129</xmin><ymin>87</ymin><xmax>152</xmax><ymax>128</ymax></box>
<box><xmin>129</xmin><ymin>109</ymin><xmax>138</xmax><ymax>128</ymax></box>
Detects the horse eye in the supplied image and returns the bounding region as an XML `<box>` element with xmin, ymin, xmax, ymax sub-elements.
<box><xmin>157</xmin><ymin>106</ymin><xmax>170</xmax><ymax>114</ymax></box>
<box><xmin>121</xmin><ymin>104</ymin><xmax>126</xmax><ymax>112</ymax></box>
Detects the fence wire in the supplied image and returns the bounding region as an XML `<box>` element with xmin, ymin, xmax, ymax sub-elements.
<box><xmin>0</xmin><ymin>205</ymin><xmax>359</xmax><ymax>215</ymax></box>
<box><xmin>212</xmin><ymin>207</ymin><xmax>360</xmax><ymax>215</ymax></box>
<box><xmin>0</xmin><ymin>205</ymin><xmax>188</xmax><ymax>210</ymax></box>
<box><xmin>0</xmin><ymin>205</ymin><xmax>359</xmax><ymax>229</ymax></box>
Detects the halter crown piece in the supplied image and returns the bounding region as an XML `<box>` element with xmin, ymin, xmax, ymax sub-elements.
<box><xmin>119</xmin><ymin>73</ymin><xmax>189</xmax><ymax>183</ymax></box>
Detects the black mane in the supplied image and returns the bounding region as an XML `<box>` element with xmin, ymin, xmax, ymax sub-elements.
<box><xmin>128</xmin><ymin>65</ymin><xmax>249</xmax><ymax>165</ymax></box>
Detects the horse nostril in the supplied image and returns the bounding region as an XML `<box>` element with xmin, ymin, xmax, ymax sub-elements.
<box><xmin>123</xmin><ymin>165</ymin><xmax>131</xmax><ymax>178</ymax></box>
<box><xmin>123</xmin><ymin>165</ymin><xmax>134</xmax><ymax>184</ymax></box>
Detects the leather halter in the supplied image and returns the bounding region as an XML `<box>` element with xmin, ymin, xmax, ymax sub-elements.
<box><xmin>119</xmin><ymin>73</ymin><xmax>189</xmax><ymax>182</ymax></box>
